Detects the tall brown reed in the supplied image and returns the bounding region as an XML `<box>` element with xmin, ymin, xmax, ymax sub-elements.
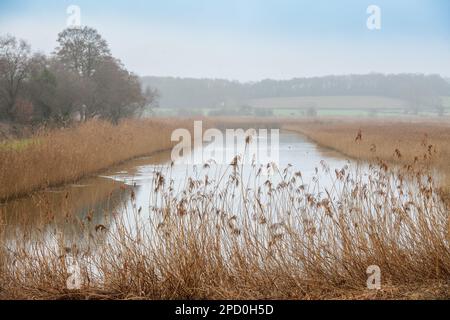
<box><xmin>283</xmin><ymin>119</ymin><xmax>450</xmax><ymax>205</ymax></box>
<box><xmin>1</xmin><ymin>154</ymin><xmax>448</xmax><ymax>300</ymax></box>
<box><xmin>0</xmin><ymin>119</ymin><xmax>195</xmax><ymax>201</ymax></box>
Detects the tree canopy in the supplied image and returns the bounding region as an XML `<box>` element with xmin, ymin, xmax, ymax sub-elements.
<box><xmin>0</xmin><ymin>27</ymin><xmax>156</xmax><ymax>125</ymax></box>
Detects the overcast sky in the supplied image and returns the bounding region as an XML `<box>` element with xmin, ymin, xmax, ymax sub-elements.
<box><xmin>1</xmin><ymin>0</ymin><xmax>449</xmax><ymax>81</ymax></box>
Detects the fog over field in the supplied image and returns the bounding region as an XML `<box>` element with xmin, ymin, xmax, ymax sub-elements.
<box><xmin>141</xmin><ymin>74</ymin><xmax>450</xmax><ymax>109</ymax></box>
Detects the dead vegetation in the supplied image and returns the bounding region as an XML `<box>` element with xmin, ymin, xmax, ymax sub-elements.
<box><xmin>0</xmin><ymin>146</ymin><xmax>448</xmax><ymax>299</ymax></box>
<box><xmin>283</xmin><ymin>119</ymin><xmax>450</xmax><ymax>206</ymax></box>
<box><xmin>0</xmin><ymin>118</ymin><xmax>195</xmax><ymax>201</ymax></box>
<box><xmin>0</xmin><ymin>117</ymin><xmax>449</xmax><ymax>299</ymax></box>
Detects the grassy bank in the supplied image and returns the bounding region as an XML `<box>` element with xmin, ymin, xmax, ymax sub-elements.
<box><xmin>283</xmin><ymin>119</ymin><xmax>450</xmax><ymax>205</ymax></box>
<box><xmin>0</xmin><ymin>117</ymin><xmax>283</xmax><ymax>201</ymax></box>
<box><xmin>0</xmin><ymin>119</ymin><xmax>195</xmax><ymax>201</ymax></box>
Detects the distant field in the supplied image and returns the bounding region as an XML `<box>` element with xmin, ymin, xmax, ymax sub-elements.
<box><xmin>246</xmin><ymin>96</ymin><xmax>407</xmax><ymax>109</ymax></box>
<box><xmin>149</xmin><ymin>96</ymin><xmax>450</xmax><ymax>118</ymax></box>
<box><xmin>274</xmin><ymin>108</ymin><xmax>372</xmax><ymax>117</ymax></box>
<box><xmin>149</xmin><ymin>108</ymin><xmax>211</xmax><ymax>117</ymax></box>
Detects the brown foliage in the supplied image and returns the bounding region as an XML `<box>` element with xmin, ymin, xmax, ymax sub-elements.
<box><xmin>0</xmin><ymin>119</ymin><xmax>193</xmax><ymax>201</ymax></box>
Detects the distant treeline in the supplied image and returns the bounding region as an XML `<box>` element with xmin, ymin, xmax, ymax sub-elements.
<box><xmin>142</xmin><ymin>74</ymin><xmax>450</xmax><ymax>111</ymax></box>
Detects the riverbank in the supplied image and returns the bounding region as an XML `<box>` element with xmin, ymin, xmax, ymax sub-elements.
<box><xmin>0</xmin><ymin>119</ymin><xmax>196</xmax><ymax>201</ymax></box>
<box><xmin>3</xmin><ymin>117</ymin><xmax>450</xmax><ymax>204</ymax></box>
<box><xmin>0</xmin><ymin>117</ymin><xmax>286</xmax><ymax>201</ymax></box>
<box><xmin>282</xmin><ymin>119</ymin><xmax>450</xmax><ymax>206</ymax></box>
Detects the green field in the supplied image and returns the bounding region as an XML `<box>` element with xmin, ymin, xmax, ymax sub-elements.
<box><xmin>149</xmin><ymin>96</ymin><xmax>450</xmax><ymax>118</ymax></box>
<box><xmin>246</xmin><ymin>96</ymin><xmax>408</xmax><ymax>109</ymax></box>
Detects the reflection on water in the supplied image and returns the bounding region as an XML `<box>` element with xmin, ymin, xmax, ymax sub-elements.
<box><xmin>1</xmin><ymin>132</ymin><xmax>351</xmax><ymax>244</ymax></box>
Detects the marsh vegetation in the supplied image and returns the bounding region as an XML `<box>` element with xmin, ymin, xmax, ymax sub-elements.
<box><xmin>1</xmin><ymin>22</ymin><xmax>449</xmax><ymax>301</ymax></box>
<box><xmin>1</xmin><ymin>150</ymin><xmax>449</xmax><ymax>299</ymax></box>
<box><xmin>0</xmin><ymin>125</ymin><xmax>449</xmax><ymax>299</ymax></box>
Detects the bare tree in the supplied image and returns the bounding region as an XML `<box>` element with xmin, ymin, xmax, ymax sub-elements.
<box><xmin>90</xmin><ymin>58</ymin><xmax>146</xmax><ymax>123</ymax></box>
<box><xmin>27</xmin><ymin>56</ymin><xmax>87</xmax><ymax>124</ymax></box>
<box><xmin>1</xmin><ymin>27</ymin><xmax>154</xmax><ymax>125</ymax></box>
<box><xmin>54</xmin><ymin>27</ymin><xmax>147</xmax><ymax>123</ymax></box>
<box><xmin>0</xmin><ymin>35</ymin><xmax>31</xmax><ymax>120</ymax></box>
<box><xmin>26</xmin><ymin>53</ymin><xmax>56</xmax><ymax>121</ymax></box>
<box><xmin>142</xmin><ymin>86</ymin><xmax>159</xmax><ymax>116</ymax></box>
<box><xmin>144</xmin><ymin>86</ymin><xmax>159</xmax><ymax>107</ymax></box>
<box><xmin>55</xmin><ymin>27</ymin><xmax>110</xmax><ymax>78</ymax></box>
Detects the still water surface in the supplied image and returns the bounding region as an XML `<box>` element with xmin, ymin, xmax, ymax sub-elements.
<box><xmin>2</xmin><ymin>132</ymin><xmax>352</xmax><ymax>241</ymax></box>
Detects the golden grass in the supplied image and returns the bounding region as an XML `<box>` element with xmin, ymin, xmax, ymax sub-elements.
<box><xmin>0</xmin><ymin>116</ymin><xmax>289</xmax><ymax>202</ymax></box>
<box><xmin>0</xmin><ymin>117</ymin><xmax>449</xmax><ymax>299</ymax></box>
<box><xmin>0</xmin><ymin>118</ymin><xmax>195</xmax><ymax>201</ymax></box>
<box><xmin>283</xmin><ymin>119</ymin><xmax>450</xmax><ymax>205</ymax></box>
<box><xmin>0</xmin><ymin>155</ymin><xmax>448</xmax><ymax>299</ymax></box>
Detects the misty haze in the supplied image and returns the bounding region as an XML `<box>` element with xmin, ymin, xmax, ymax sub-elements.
<box><xmin>0</xmin><ymin>0</ymin><xmax>449</xmax><ymax>305</ymax></box>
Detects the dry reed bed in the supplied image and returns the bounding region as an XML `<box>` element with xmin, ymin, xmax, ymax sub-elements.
<box><xmin>1</xmin><ymin>156</ymin><xmax>449</xmax><ymax>299</ymax></box>
<box><xmin>0</xmin><ymin>119</ymin><xmax>196</xmax><ymax>201</ymax></box>
<box><xmin>0</xmin><ymin>116</ymin><xmax>270</xmax><ymax>202</ymax></box>
<box><xmin>283</xmin><ymin>119</ymin><xmax>450</xmax><ymax>204</ymax></box>
<box><xmin>0</xmin><ymin>117</ymin><xmax>449</xmax><ymax>299</ymax></box>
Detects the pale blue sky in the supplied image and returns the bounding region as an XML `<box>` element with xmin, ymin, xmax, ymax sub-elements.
<box><xmin>1</xmin><ymin>0</ymin><xmax>449</xmax><ymax>80</ymax></box>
